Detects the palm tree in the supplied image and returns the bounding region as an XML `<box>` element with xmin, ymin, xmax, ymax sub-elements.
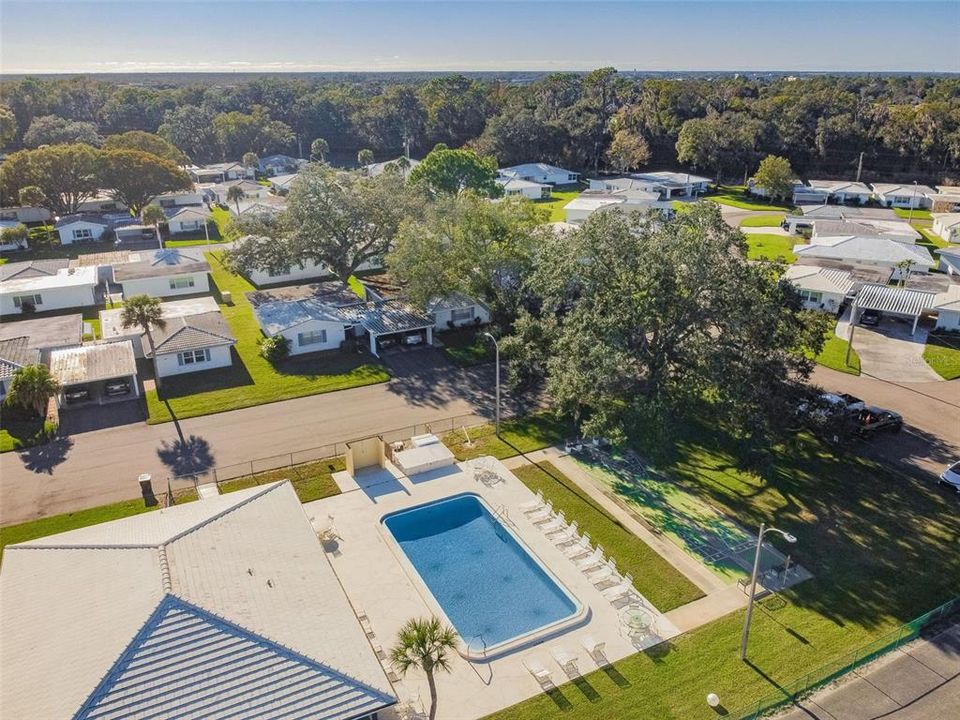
<box><xmin>121</xmin><ymin>294</ymin><xmax>167</xmax><ymax>389</ymax></box>
<box><xmin>311</xmin><ymin>137</ymin><xmax>329</xmax><ymax>163</ymax></box>
<box><xmin>226</xmin><ymin>184</ymin><xmax>245</xmax><ymax>215</ymax></box>
<box><xmin>389</xmin><ymin>617</ymin><xmax>458</xmax><ymax>720</ymax></box>
<box><xmin>357</xmin><ymin>148</ymin><xmax>375</xmax><ymax>173</ymax></box>
<box><xmin>5</xmin><ymin>364</ymin><xmax>61</xmax><ymax>418</ymax></box>
<box><xmin>141</xmin><ymin>205</ymin><xmax>167</xmax><ymax>249</ymax></box>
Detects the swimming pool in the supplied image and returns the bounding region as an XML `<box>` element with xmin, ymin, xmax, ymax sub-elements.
<box><xmin>383</xmin><ymin>493</ymin><xmax>580</xmax><ymax>656</ymax></box>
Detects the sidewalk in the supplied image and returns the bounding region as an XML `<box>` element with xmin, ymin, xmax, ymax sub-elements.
<box><xmin>775</xmin><ymin>621</ymin><xmax>960</xmax><ymax>720</ymax></box>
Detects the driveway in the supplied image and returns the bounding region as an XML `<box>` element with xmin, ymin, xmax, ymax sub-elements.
<box><xmin>838</xmin><ymin>314</ymin><xmax>943</xmax><ymax>383</ymax></box>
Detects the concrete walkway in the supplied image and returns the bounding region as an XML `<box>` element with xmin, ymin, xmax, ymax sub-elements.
<box><xmin>775</xmin><ymin>620</ymin><xmax>960</xmax><ymax>720</ymax></box>
<box><xmin>837</xmin><ymin>313</ymin><xmax>943</xmax><ymax>383</ymax></box>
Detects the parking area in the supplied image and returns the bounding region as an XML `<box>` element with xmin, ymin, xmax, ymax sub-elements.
<box><xmin>838</xmin><ymin>313</ymin><xmax>943</xmax><ymax>383</ymax></box>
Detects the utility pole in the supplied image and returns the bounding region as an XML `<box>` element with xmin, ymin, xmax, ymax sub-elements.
<box><xmin>907</xmin><ymin>180</ymin><xmax>919</xmax><ymax>223</ymax></box>
<box><xmin>845</xmin><ymin>301</ymin><xmax>857</xmax><ymax>368</ymax></box>
<box><xmin>855</xmin><ymin>152</ymin><xmax>864</xmax><ymax>182</ymax></box>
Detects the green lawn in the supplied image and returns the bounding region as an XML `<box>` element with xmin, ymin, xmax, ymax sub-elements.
<box><xmin>0</xmin><ymin>418</ymin><xmax>57</xmax><ymax>453</ymax></box>
<box><xmin>708</xmin><ymin>185</ymin><xmax>797</xmax><ymax>212</ymax></box>
<box><xmin>744</xmin><ymin>233</ymin><xmax>797</xmax><ymax>263</ymax></box>
<box><xmin>211</xmin><ymin>206</ymin><xmax>235</xmax><ymax>238</ymax></box>
<box><xmin>923</xmin><ymin>331</ymin><xmax>960</xmax><ymax>380</ymax></box>
<box><xmin>143</xmin><ymin>252</ymin><xmax>390</xmax><ymax>424</ymax></box>
<box><xmin>485</xmin><ymin>419</ymin><xmax>960</xmax><ymax>720</ymax></box>
<box><xmin>219</xmin><ymin>456</ymin><xmax>345</xmax><ymax>503</ymax></box>
<box><xmin>513</xmin><ymin>462</ymin><xmax>703</xmax><ymax>611</ymax></box>
<box><xmin>914</xmin><ymin>224</ymin><xmax>950</xmax><ymax>259</ymax></box>
<box><xmin>0</xmin><ymin>490</ymin><xmax>198</xmax><ymax>560</ymax></box>
<box><xmin>893</xmin><ymin>207</ymin><xmax>932</xmax><ymax>221</ymax></box>
<box><xmin>535</xmin><ymin>190</ymin><xmax>582</xmax><ymax>223</ymax></box>
<box><xmin>442</xmin><ymin>412</ymin><xmax>571</xmax><ymax>461</ymax></box>
<box><xmin>739</xmin><ymin>214</ymin><xmax>786</xmax><ymax>228</ymax></box>
<box><xmin>811</xmin><ymin>332</ymin><xmax>861</xmax><ymax>375</ymax></box>
<box><xmin>439</xmin><ymin>327</ymin><xmax>493</xmax><ymax>366</ymax></box>
<box><xmin>347</xmin><ymin>274</ymin><xmax>367</xmax><ymax>299</ymax></box>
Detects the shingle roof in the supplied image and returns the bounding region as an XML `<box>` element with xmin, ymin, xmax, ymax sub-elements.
<box><xmin>54</xmin><ymin>213</ymin><xmax>113</xmax><ymax>229</ymax></box>
<box><xmin>163</xmin><ymin>205</ymin><xmax>211</xmax><ymax>221</ymax></box>
<box><xmin>0</xmin><ymin>337</ymin><xmax>37</xmax><ymax>379</ymax></box>
<box><xmin>794</xmin><ymin>236</ymin><xmax>936</xmax><ymax>267</ymax></box>
<box><xmin>0</xmin><ymin>258</ymin><xmax>69</xmax><ymax>282</ymax></box>
<box><xmin>49</xmin><ymin>342</ymin><xmax>137</xmax><ymax>385</ymax></box>
<box><xmin>112</xmin><ymin>249</ymin><xmax>210</xmax><ymax>281</ymax></box>
<box><xmin>146</xmin><ymin>311</ymin><xmax>236</xmax><ymax>356</ymax></box>
<box><xmin>252</xmin><ymin>298</ymin><xmax>346</xmax><ymax>334</ymax></box>
<box><xmin>0</xmin><ymin>314</ymin><xmax>83</xmax><ymax>352</ymax></box>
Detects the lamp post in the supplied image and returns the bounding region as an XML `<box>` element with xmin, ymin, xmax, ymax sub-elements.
<box><xmin>740</xmin><ymin>523</ymin><xmax>797</xmax><ymax>661</ymax></box>
<box><xmin>483</xmin><ymin>332</ymin><xmax>501</xmax><ymax>437</ymax></box>
<box><xmin>907</xmin><ymin>180</ymin><xmax>918</xmax><ymax>224</ymax></box>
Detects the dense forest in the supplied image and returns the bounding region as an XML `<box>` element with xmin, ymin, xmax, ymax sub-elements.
<box><xmin>1</xmin><ymin>70</ymin><xmax>958</xmax><ymax>184</ymax></box>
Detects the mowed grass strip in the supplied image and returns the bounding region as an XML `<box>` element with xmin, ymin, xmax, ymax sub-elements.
<box><xmin>144</xmin><ymin>252</ymin><xmax>390</xmax><ymax>423</ymax></box>
<box><xmin>739</xmin><ymin>213</ymin><xmax>786</xmax><ymax>227</ymax></box>
<box><xmin>443</xmin><ymin>412</ymin><xmax>570</xmax><ymax>461</ymax></box>
<box><xmin>512</xmin><ymin>462</ymin><xmax>703</xmax><ymax>611</ymax></box>
<box><xmin>812</xmin><ymin>333</ymin><xmax>861</xmax><ymax>375</ymax></box>
<box><xmin>219</xmin><ymin>456</ymin><xmax>345</xmax><ymax>503</ymax></box>
<box><xmin>745</xmin><ymin>233</ymin><xmax>797</xmax><ymax>263</ymax></box>
<box><xmin>923</xmin><ymin>331</ymin><xmax>960</xmax><ymax>380</ymax></box>
<box><xmin>535</xmin><ymin>189</ymin><xmax>582</xmax><ymax>222</ymax></box>
<box><xmin>708</xmin><ymin>185</ymin><xmax>796</xmax><ymax>212</ymax></box>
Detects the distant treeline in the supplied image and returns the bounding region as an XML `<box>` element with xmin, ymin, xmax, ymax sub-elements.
<box><xmin>1</xmin><ymin>70</ymin><xmax>958</xmax><ymax>183</ymax></box>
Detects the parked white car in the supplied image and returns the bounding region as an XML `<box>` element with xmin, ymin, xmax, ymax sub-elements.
<box><xmin>939</xmin><ymin>461</ymin><xmax>960</xmax><ymax>492</ymax></box>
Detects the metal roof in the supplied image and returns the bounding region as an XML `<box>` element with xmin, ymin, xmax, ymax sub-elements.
<box><xmin>353</xmin><ymin>300</ymin><xmax>434</xmax><ymax>336</ymax></box>
<box><xmin>49</xmin><ymin>342</ymin><xmax>137</xmax><ymax>385</ymax></box>
<box><xmin>854</xmin><ymin>283</ymin><xmax>937</xmax><ymax>317</ymax></box>
<box><xmin>112</xmin><ymin>249</ymin><xmax>210</xmax><ymax>281</ymax></box>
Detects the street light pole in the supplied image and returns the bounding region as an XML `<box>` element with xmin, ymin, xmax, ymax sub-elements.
<box><xmin>483</xmin><ymin>332</ymin><xmax>501</xmax><ymax>437</ymax></box>
<box><xmin>907</xmin><ymin>180</ymin><xmax>918</xmax><ymax>224</ymax></box>
<box><xmin>740</xmin><ymin>523</ymin><xmax>797</xmax><ymax>661</ymax></box>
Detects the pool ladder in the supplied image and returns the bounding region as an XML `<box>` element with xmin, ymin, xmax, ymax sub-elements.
<box><xmin>493</xmin><ymin>504</ymin><xmax>514</xmax><ymax>528</ymax></box>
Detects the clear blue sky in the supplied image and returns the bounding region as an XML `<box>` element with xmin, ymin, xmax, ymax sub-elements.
<box><xmin>1</xmin><ymin>1</ymin><xmax>958</xmax><ymax>74</ymax></box>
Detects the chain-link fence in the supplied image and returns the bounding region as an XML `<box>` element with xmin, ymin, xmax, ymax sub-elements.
<box><xmin>733</xmin><ymin>596</ymin><xmax>958</xmax><ymax>719</ymax></box>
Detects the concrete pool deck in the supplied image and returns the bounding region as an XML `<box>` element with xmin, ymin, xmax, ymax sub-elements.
<box><xmin>304</xmin><ymin>457</ymin><xmax>681</xmax><ymax>720</ymax></box>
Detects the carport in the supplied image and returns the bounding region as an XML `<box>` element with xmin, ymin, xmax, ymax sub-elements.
<box><xmin>851</xmin><ymin>283</ymin><xmax>937</xmax><ymax>335</ymax></box>
<box><xmin>49</xmin><ymin>341</ymin><xmax>139</xmax><ymax>407</ymax></box>
<box><xmin>357</xmin><ymin>302</ymin><xmax>435</xmax><ymax>357</ymax></box>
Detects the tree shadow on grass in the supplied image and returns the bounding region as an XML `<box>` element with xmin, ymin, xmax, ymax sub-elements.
<box><xmin>154</xmin><ymin>350</ymin><xmax>254</xmax><ymax>400</ymax></box>
<box><xmin>17</xmin><ymin>435</ymin><xmax>74</xmax><ymax>474</ymax></box>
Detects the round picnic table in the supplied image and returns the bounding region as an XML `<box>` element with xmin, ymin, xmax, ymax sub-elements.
<box><xmin>620</xmin><ymin>606</ymin><xmax>652</xmax><ymax>635</ymax></box>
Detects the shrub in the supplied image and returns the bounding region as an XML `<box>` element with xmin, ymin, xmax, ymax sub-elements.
<box><xmin>258</xmin><ymin>334</ymin><xmax>290</xmax><ymax>363</ymax></box>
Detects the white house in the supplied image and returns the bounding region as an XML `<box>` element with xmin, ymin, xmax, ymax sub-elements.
<box><xmin>99</xmin><ymin>296</ymin><xmax>220</xmax><ymax>357</ymax></box>
<box><xmin>146</xmin><ymin>310</ymin><xmax>236</xmax><ymax>377</ymax></box>
<box><xmin>623</xmin><ymin>171</ymin><xmax>712</xmax><ymax>199</ymax></box>
<box><xmin>783</xmin><ymin>265</ymin><xmax>855</xmax><ymax>312</ymax></box>
<box><xmin>75</xmin><ymin>192</ymin><xmax>127</xmax><ymax>214</ymax></box>
<box><xmin>499</xmin><ymin>163</ymin><xmax>579</xmax><ymax>186</ymax></box>
<box><xmin>251</xmin><ymin>298</ymin><xmax>347</xmax><ymax>355</ymax></box>
<box><xmin>748</xmin><ymin>178</ymin><xmax>805</xmax><ymax>200</ymax></box>
<box><xmin>258</xmin><ymin>154</ymin><xmax>305</xmax><ymax>176</ymax></box>
<box><xmin>0</xmin><ymin>263</ymin><xmax>98</xmax><ymax>315</ymax></box>
<box><xmin>871</xmin><ymin>183</ymin><xmax>936</xmax><ymax>209</ymax></box>
<box><xmin>55</xmin><ymin>214</ymin><xmax>111</xmax><ymax>245</ymax></box>
<box><xmin>237</xmin><ymin>200</ymin><xmax>287</xmax><ymax>220</ymax></box>
<box><xmin>240</xmin><ymin>246</ymin><xmax>331</xmax><ymax>287</ymax></box>
<box><xmin>149</xmin><ymin>190</ymin><xmax>205</xmax><ymax>209</ymax></box>
<box><xmin>363</xmin><ymin>157</ymin><xmax>420</xmax><ymax>178</ymax></box>
<box><xmin>927</xmin><ymin>186</ymin><xmax>960</xmax><ymax>212</ymax></box>
<box><xmin>210</xmin><ymin>179</ymin><xmax>270</xmax><ymax>210</ymax></box>
<box><xmin>931</xmin><ymin>213</ymin><xmax>960</xmax><ymax>244</ymax></box>
<box><xmin>934</xmin><ymin>286</ymin><xmax>960</xmax><ymax>331</ymax></box>
<box><xmin>164</xmin><ymin>206</ymin><xmax>212</xmax><ymax>235</ymax></box>
<box><xmin>0</xmin><ymin>206</ymin><xmax>52</xmax><ymax>224</ymax></box>
<box><xmin>804</xmin><ymin>180</ymin><xmax>873</xmax><ymax>205</ymax></box>
<box><xmin>187</xmin><ymin>162</ymin><xmax>256</xmax><ymax>183</ymax></box>
<box><xmin>497</xmin><ymin>176</ymin><xmax>551</xmax><ymax>200</ymax></box>
<box><xmin>428</xmin><ymin>294</ymin><xmax>491</xmax><ymax>329</ymax></box>
<box><xmin>112</xmin><ymin>249</ymin><xmax>211</xmax><ymax>298</ymax></box>
<box><xmin>0</xmin><ymin>482</ymin><xmax>396</xmax><ymax>720</ymax></box>
<box><xmin>564</xmin><ymin>188</ymin><xmax>670</xmax><ymax>223</ymax></box>
<box><xmin>793</xmin><ymin>236</ymin><xmax>936</xmax><ymax>279</ymax></box>
<box><xmin>810</xmin><ymin>219</ymin><xmax>920</xmax><ymax>244</ymax></box>
<box><xmin>0</xmin><ymin>337</ymin><xmax>38</xmax><ymax>401</ymax></box>
<box><xmin>268</xmin><ymin>173</ymin><xmax>299</xmax><ymax>193</ymax></box>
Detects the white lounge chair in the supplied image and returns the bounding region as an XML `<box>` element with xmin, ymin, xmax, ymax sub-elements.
<box><xmin>551</xmin><ymin>647</ymin><xmax>579</xmax><ymax>676</ymax></box>
<box><xmin>574</xmin><ymin>547</ymin><xmax>606</xmax><ymax>570</ymax></box>
<box><xmin>602</xmin><ymin>574</ymin><xmax>636</xmax><ymax>602</ymax></box>
<box><xmin>539</xmin><ymin>512</ymin><xmax>567</xmax><ymax>534</ymax></box>
<box><xmin>580</xmin><ymin>635</ymin><xmax>606</xmax><ymax>661</ymax></box>
<box><xmin>527</xmin><ymin>502</ymin><xmax>554</xmax><ymax>523</ymax></box>
<box><xmin>523</xmin><ymin>656</ymin><xmax>554</xmax><ymax>686</ymax></box>
<box><xmin>550</xmin><ymin>521</ymin><xmax>580</xmax><ymax>544</ymax></box>
<box><xmin>563</xmin><ymin>535</ymin><xmax>592</xmax><ymax>558</ymax></box>
<box><xmin>588</xmin><ymin>561</ymin><xmax>620</xmax><ymax>585</ymax></box>
<box><xmin>519</xmin><ymin>491</ymin><xmax>545</xmax><ymax>514</ymax></box>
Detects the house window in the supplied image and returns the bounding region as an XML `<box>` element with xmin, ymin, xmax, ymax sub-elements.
<box><xmin>451</xmin><ymin>307</ymin><xmax>475</xmax><ymax>323</ymax></box>
<box><xmin>568</xmin><ymin>174</ymin><xmax>577</xmax><ymax>181</ymax></box>
<box><xmin>169</xmin><ymin>277</ymin><xmax>196</xmax><ymax>290</ymax></box>
<box><xmin>297</xmin><ymin>329</ymin><xmax>327</xmax><ymax>346</ymax></box>
<box><xmin>72</xmin><ymin>228</ymin><xmax>94</xmax><ymax>241</ymax></box>
<box><xmin>177</xmin><ymin>348</ymin><xmax>211</xmax><ymax>366</ymax></box>
<box><xmin>798</xmin><ymin>290</ymin><xmax>822</xmax><ymax>304</ymax></box>
<box><xmin>13</xmin><ymin>294</ymin><xmax>42</xmax><ymax>308</ymax></box>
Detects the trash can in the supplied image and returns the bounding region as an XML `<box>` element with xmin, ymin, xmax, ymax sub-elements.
<box><xmin>138</xmin><ymin>473</ymin><xmax>152</xmax><ymax>495</ymax></box>
<box><xmin>221</xmin><ymin>290</ymin><xmax>232</xmax><ymax>305</ymax></box>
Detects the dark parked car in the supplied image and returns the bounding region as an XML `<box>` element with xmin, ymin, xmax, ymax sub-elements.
<box><xmin>105</xmin><ymin>380</ymin><xmax>130</xmax><ymax>397</ymax></box>
<box><xmin>64</xmin><ymin>386</ymin><xmax>90</xmax><ymax>404</ymax></box>
<box><xmin>853</xmin><ymin>406</ymin><xmax>903</xmax><ymax>437</ymax></box>
<box><xmin>859</xmin><ymin>309</ymin><xmax>882</xmax><ymax>326</ymax></box>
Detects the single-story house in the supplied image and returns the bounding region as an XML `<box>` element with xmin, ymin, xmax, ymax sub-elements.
<box><xmin>237</xmin><ymin>200</ymin><xmax>287</xmax><ymax>220</ymax></box>
<box><xmin>803</xmin><ymin>180</ymin><xmax>873</xmax><ymax>205</ymax></box>
<box><xmin>144</xmin><ymin>310</ymin><xmax>237</xmax><ymax>377</ymax></box>
<box><xmin>931</xmin><ymin>213</ymin><xmax>960</xmax><ymax>244</ymax></box>
<box><xmin>363</xmin><ymin>157</ymin><xmax>420</xmax><ymax>178</ymax></box>
<box><xmin>343</xmin><ymin>300</ymin><xmax>436</xmax><ymax>357</ymax></box>
<box><xmin>794</xmin><ymin>236</ymin><xmax>936</xmax><ymax>279</ymax></box>
<box><xmin>783</xmin><ymin>265</ymin><xmax>855</xmax><ymax>312</ymax></box>
<box><xmin>0</xmin><ymin>220</ymin><xmax>29</xmax><ymax>251</ymax></box>
<box><xmin>0</xmin><ymin>206</ymin><xmax>52</xmax><ymax>224</ymax></box>
<box><xmin>268</xmin><ymin>173</ymin><xmax>299</xmax><ymax>193</ymax></box>
<box><xmin>55</xmin><ymin>214</ymin><xmax>112</xmax><ymax>245</ymax></box>
<box><xmin>428</xmin><ymin>293</ymin><xmax>491</xmax><ymax>329</ymax></box>
<box><xmin>564</xmin><ymin>188</ymin><xmax>670</xmax><ymax>223</ymax></box>
<box><xmin>0</xmin><ymin>313</ymin><xmax>84</xmax><ymax>362</ymax></box>
<box><xmin>112</xmin><ymin>249</ymin><xmax>211</xmax><ymax>298</ymax></box>
<box><xmin>783</xmin><ymin>205</ymin><xmax>877</xmax><ymax>233</ymax></box>
<box><xmin>258</xmin><ymin>154</ymin><xmax>306</xmax><ymax>176</ymax></box>
<box><xmin>187</xmin><ymin>162</ymin><xmax>256</xmax><ymax>183</ymax></box>
<box><xmin>48</xmin><ymin>341</ymin><xmax>139</xmax><ymax>406</ymax></box>
<box><xmin>0</xmin><ymin>481</ymin><xmax>396</xmax><ymax>720</ymax></box>
<box><xmin>0</xmin><ymin>263</ymin><xmax>98</xmax><ymax>315</ymax></box>
<box><xmin>149</xmin><ymin>189</ymin><xmax>206</xmax><ymax>209</ymax></box>
<box><xmin>500</xmin><ymin>163</ymin><xmax>579</xmax><ymax>186</ymax></box>
<box><xmin>239</xmin><ymin>242</ymin><xmax>330</xmax><ymax>287</ymax></box>
<box><xmin>99</xmin><ymin>296</ymin><xmax>220</xmax><ymax>357</ymax></box>
<box><xmin>497</xmin><ymin>175</ymin><xmax>551</xmax><ymax>200</ymax></box>
<box><xmin>163</xmin><ymin>205</ymin><xmax>212</xmax><ymax>235</ymax></box>
<box><xmin>871</xmin><ymin>183</ymin><xmax>936</xmax><ymax>209</ymax></box>
<box><xmin>210</xmin><ymin>179</ymin><xmax>270</xmax><ymax>209</ymax></box>
<box><xmin>933</xmin><ymin>285</ymin><xmax>960</xmax><ymax>331</ymax></box>
<box><xmin>75</xmin><ymin>192</ymin><xmax>127</xmax><ymax>214</ymax></box>
<box><xmin>810</xmin><ymin>219</ymin><xmax>920</xmax><ymax>244</ymax></box>
<box><xmin>622</xmin><ymin>171</ymin><xmax>712</xmax><ymax>199</ymax></box>
<box><xmin>252</xmin><ymin>298</ymin><xmax>348</xmax><ymax>355</ymax></box>
<box><xmin>938</xmin><ymin>248</ymin><xmax>960</xmax><ymax>277</ymax></box>
<box><xmin>927</xmin><ymin>186</ymin><xmax>960</xmax><ymax>212</ymax></box>
<box><xmin>0</xmin><ymin>337</ymin><xmax>39</xmax><ymax>401</ymax></box>
<box><xmin>748</xmin><ymin>178</ymin><xmax>805</xmax><ymax>200</ymax></box>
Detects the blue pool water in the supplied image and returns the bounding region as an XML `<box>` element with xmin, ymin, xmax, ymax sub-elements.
<box><xmin>383</xmin><ymin>494</ymin><xmax>578</xmax><ymax>651</ymax></box>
